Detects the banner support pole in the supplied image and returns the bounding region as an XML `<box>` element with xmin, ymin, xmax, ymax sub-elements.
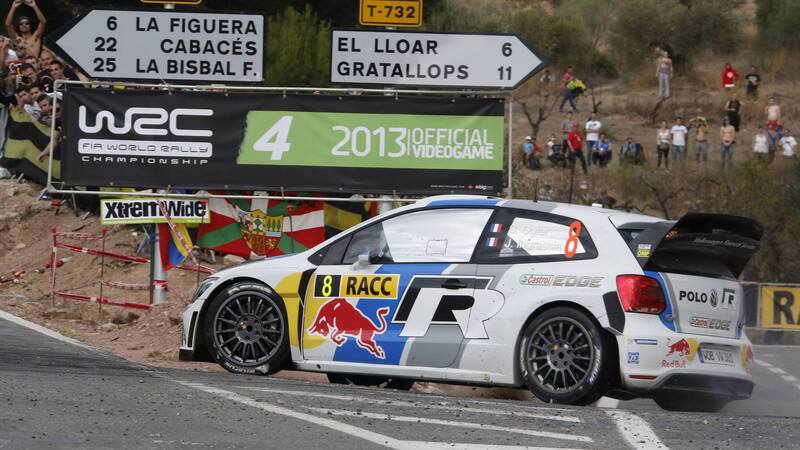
<box><xmin>507</xmin><ymin>93</ymin><xmax>513</xmax><ymax>199</ymax></box>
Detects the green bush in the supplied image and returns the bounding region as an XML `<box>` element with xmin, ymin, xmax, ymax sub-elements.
<box><xmin>265</xmin><ymin>6</ymin><xmax>331</xmax><ymax>87</ymax></box>
<box><xmin>609</xmin><ymin>0</ymin><xmax>742</xmax><ymax>71</ymax></box>
<box><xmin>755</xmin><ymin>0</ymin><xmax>800</xmax><ymax>49</ymax></box>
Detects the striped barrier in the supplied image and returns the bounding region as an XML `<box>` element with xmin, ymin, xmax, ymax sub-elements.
<box><xmin>50</xmin><ymin>227</ymin><xmax>216</xmax><ymax>311</ymax></box>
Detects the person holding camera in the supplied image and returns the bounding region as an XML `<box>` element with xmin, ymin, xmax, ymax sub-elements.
<box><xmin>5</xmin><ymin>0</ymin><xmax>47</xmax><ymax>58</ymax></box>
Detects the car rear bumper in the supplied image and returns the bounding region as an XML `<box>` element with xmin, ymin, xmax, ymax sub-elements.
<box><xmin>617</xmin><ymin>315</ymin><xmax>755</xmax><ymax>399</ymax></box>
<box><xmin>652</xmin><ymin>373</ymin><xmax>753</xmax><ymax>400</ymax></box>
<box><xmin>179</xmin><ymin>301</ymin><xmax>204</xmax><ymax>362</ymax></box>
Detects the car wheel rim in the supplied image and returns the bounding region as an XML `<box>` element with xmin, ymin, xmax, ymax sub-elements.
<box><xmin>526</xmin><ymin>317</ymin><xmax>595</xmax><ymax>394</ymax></box>
<box><xmin>213</xmin><ymin>292</ymin><xmax>284</xmax><ymax>366</ymax></box>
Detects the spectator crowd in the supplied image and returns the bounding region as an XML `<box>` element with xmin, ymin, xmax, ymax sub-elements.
<box><xmin>0</xmin><ymin>0</ymin><xmax>87</xmax><ymax>170</ymax></box>
<box><xmin>522</xmin><ymin>52</ymin><xmax>796</xmax><ymax>174</ymax></box>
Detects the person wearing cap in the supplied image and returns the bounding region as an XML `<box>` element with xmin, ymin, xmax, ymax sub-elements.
<box><xmin>5</xmin><ymin>0</ymin><xmax>47</xmax><ymax>58</ymax></box>
<box><xmin>521</xmin><ymin>135</ymin><xmax>534</xmax><ymax>167</ymax></box>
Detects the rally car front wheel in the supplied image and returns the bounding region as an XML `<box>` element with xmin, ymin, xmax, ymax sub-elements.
<box><xmin>203</xmin><ymin>282</ymin><xmax>290</xmax><ymax>375</ymax></box>
<box><xmin>519</xmin><ymin>306</ymin><xmax>614</xmax><ymax>405</ymax></box>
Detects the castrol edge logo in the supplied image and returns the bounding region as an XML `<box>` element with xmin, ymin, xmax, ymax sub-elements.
<box><xmin>77</xmin><ymin>105</ymin><xmax>213</xmax><ymax>165</ymax></box>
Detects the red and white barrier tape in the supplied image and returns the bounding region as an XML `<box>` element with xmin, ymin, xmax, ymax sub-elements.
<box><xmin>157</xmin><ymin>200</ymin><xmax>200</xmax><ymax>267</ymax></box>
<box><xmin>54</xmin><ymin>242</ymin><xmax>149</xmax><ymax>264</ymax></box>
<box><xmin>99</xmin><ymin>280</ymin><xmax>150</xmax><ymax>291</ymax></box>
<box><xmin>53</xmin><ymin>291</ymin><xmax>151</xmax><ymax>310</ymax></box>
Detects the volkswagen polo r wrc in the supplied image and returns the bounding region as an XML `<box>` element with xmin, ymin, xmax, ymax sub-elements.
<box><xmin>179</xmin><ymin>195</ymin><xmax>762</xmax><ymax>412</ymax></box>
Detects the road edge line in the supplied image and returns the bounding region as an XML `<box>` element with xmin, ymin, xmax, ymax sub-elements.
<box><xmin>604</xmin><ymin>409</ymin><xmax>667</xmax><ymax>450</ymax></box>
<box><xmin>0</xmin><ymin>308</ymin><xmax>97</xmax><ymax>351</ymax></box>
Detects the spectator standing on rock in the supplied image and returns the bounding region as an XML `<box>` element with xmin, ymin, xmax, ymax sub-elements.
<box><xmin>656</xmin><ymin>120</ymin><xmax>671</xmax><ymax>168</ymax></box>
<box><xmin>690</xmin><ymin>114</ymin><xmax>709</xmax><ymax>163</ymax></box>
<box><xmin>765</xmin><ymin>97</ymin><xmax>781</xmax><ymax>130</ymax></box>
<box><xmin>780</xmin><ymin>130</ymin><xmax>797</xmax><ymax>158</ymax></box>
<box><xmin>724</xmin><ymin>92</ymin><xmax>742</xmax><ymax>132</ymax></box>
<box><xmin>753</xmin><ymin>125</ymin><xmax>769</xmax><ymax>160</ymax></box>
<box><xmin>670</xmin><ymin>117</ymin><xmax>688</xmax><ymax>161</ymax></box>
<box><xmin>656</xmin><ymin>50</ymin><xmax>673</xmax><ymax>99</ymax></box>
<box><xmin>720</xmin><ymin>117</ymin><xmax>736</xmax><ymax>169</ymax></box>
<box><xmin>745</xmin><ymin>66</ymin><xmax>761</xmax><ymax>99</ymax></box>
<box><xmin>585</xmin><ymin>112</ymin><xmax>601</xmax><ymax>164</ymax></box>
<box><xmin>721</xmin><ymin>63</ymin><xmax>739</xmax><ymax>91</ymax></box>
<box><xmin>5</xmin><ymin>0</ymin><xmax>47</xmax><ymax>58</ymax></box>
<box><xmin>567</xmin><ymin>124</ymin><xmax>588</xmax><ymax>175</ymax></box>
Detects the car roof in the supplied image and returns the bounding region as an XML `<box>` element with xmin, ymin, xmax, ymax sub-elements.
<box><xmin>413</xmin><ymin>195</ymin><xmax>661</xmax><ymax>223</ymax></box>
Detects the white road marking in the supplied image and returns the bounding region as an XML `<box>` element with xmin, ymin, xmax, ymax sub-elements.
<box><xmin>0</xmin><ymin>309</ymin><xmax>97</xmax><ymax>351</ymax></box>
<box><xmin>175</xmin><ymin>381</ymin><xmax>578</xmax><ymax>450</ymax></box>
<box><xmin>240</xmin><ymin>386</ymin><xmax>580</xmax><ymax>423</ymax></box>
<box><xmin>592</xmin><ymin>396</ymin><xmax>620</xmax><ymax>409</ymax></box>
<box><xmin>604</xmin><ymin>409</ymin><xmax>668</xmax><ymax>450</ymax></box>
<box><xmin>308</xmin><ymin>407</ymin><xmax>592</xmax><ymax>443</ymax></box>
<box><xmin>755</xmin><ymin>358</ymin><xmax>800</xmax><ymax>392</ymax></box>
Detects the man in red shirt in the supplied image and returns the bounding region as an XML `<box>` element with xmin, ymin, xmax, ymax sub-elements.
<box><xmin>567</xmin><ymin>124</ymin><xmax>587</xmax><ymax>174</ymax></box>
<box><xmin>722</xmin><ymin>63</ymin><xmax>739</xmax><ymax>91</ymax></box>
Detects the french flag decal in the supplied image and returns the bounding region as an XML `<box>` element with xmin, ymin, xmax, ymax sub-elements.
<box><xmin>490</xmin><ymin>224</ymin><xmax>503</xmax><ymax>233</ymax></box>
<box><xmin>486</xmin><ymin>237</ymin><xmax>500</xmax><ymax>247</ymax></box>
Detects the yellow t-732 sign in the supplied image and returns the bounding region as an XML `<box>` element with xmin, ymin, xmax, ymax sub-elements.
<box><xmin>359</xmin><ymin>0</ymin><xmax>422</xmax><ymax>27</ymax></box>
<box><xmin>760</xmin><ymin>285</ymin><xmax>800</xmax><ymax>329</ymax></box>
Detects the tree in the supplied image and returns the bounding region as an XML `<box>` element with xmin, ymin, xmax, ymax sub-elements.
<box><xmin>265</xmin><ymin>6</ymin><xmax>330</xmax><ymax>87</ymax></box>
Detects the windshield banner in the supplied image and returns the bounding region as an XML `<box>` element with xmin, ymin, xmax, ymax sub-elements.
<box><xmin>62</xmin><ymin>88</ymin><xmax>504</xmax><ymax>194</ymax></box>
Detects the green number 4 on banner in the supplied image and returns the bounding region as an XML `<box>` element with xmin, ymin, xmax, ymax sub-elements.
<box><xmin>253</xmin><ymin>115</ymin><xmax>293</xmax><ymax>160</ymax></box>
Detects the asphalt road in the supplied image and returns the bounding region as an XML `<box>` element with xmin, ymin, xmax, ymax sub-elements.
<box><xmin>1</xmin><ymin>313</ymin><xmax>799</xmax><ymax>449</ymax></box>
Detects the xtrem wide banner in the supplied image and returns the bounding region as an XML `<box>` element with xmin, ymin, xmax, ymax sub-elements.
<box><xmin>62</xmin><ymin>88</ymin><xmax>504</xmax><ymax>194</ymax></box>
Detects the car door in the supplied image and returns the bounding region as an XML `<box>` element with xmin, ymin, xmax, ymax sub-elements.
<box><xmin>302</xmin><ymin>207</ymin><xmax>494</xmax><ymax>368</ymax></box>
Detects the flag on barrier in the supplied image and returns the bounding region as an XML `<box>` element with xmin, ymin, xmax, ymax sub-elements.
<box><xmin>158</xmin><ymin>223</ymin><xmax>193</xmax><ymax>271</ymax></box>
<box><xmin>197</xmin><ymin>194</ymin><xmax>324</xmax><ymax>259</ymax></box>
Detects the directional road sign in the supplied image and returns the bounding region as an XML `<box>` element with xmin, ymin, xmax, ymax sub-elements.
<box><xmin>47</xmin><ymin>8</ymin><xmax>264</xmax><ymax>83</ymax></box>
<box><xmin>359</xmin><ymin>0</ymin><xmax>422</xmax><ymax>27</ymax></box>
<box><xmin>330</xmin><ymin>29</ymin><xmax>546</xmax><ymax>89</ymax></box>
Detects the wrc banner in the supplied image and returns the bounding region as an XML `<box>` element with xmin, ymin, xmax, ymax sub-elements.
<box><xmin>100</xmin><ymin>198</ymin><xmax>210</xmax><ymax>225</ymax></box>
<box><xmin>197</xmin><ymin>193</ymin><xmax>325</xmax><ymax>259</ymax></box>
<box><xmin>61</xmin><ymin>87</ymin><xmax>504</xmax><ymax>195</ymax></box>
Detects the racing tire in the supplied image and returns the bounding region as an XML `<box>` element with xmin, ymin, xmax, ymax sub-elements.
<box><xmin>327</xmin><ymin>373</ymin><xmax>414</xmax><ymax>391</ymax></box>
<box><xmin>203</xmin><ymin>282</ymin><xmax>290</xmax><ymax>376</ymax></box>
<box><xmin>519</xmin><ymin>306</ymin><xmax>613</xmax><ymax>405</ymax></box>
<box><xmin>653</xmin><ymin>393</ymin><xmax>729</xmax><ymax>413</ymax></box>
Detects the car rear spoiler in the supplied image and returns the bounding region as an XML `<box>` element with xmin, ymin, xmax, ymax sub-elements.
<box><xmin>622</xmin><ymin>213</ymin><xmax>763</xmax><ymax>278</ymax></box>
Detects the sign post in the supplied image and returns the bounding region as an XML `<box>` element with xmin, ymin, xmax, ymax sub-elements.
<box><xmin>47</xmin><ymin>8</ymin><xmax>264</xmax><ymax>83</ymax></box>
<box><xmin>330</xmin><ymin>29</ymin><xmax>546</xmax><ymax>89</ymax></box>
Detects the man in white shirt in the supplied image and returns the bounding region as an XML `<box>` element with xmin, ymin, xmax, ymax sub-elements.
<box><xmin>670</xmin><ymin>117</ymin><xmax>688</xmax><ymax>161</ymax></box>
<box><xmin>585</xmin><ymin>112</ymin><xmax>602</xmax><ymax>167</ymax></box>
<box><xmin>781</xmin><ymin>130</ymin><xmax>797</xmax><ymax>158</ymax></box>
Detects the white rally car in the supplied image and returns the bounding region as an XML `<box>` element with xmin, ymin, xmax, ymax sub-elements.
<box><xmin>180</xmin><ymin>195</ymin><xmax>761</xmax><ymax>411</ymax></box>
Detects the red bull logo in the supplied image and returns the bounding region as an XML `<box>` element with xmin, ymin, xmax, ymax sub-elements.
<box><xmin>307</xmin><ymin>298</ymin><xmax>389</xmax><ymax>359</ymax></box>
<box><xmin>666</xmin><ymin>338</ymin><xmax>691</xmax><ymax>357</ymax></box>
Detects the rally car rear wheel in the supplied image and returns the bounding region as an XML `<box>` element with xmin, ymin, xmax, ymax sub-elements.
<box><xmin>327</xmin><ymin>373</ymin><xmax>414</xmax><ymax>390</ymax></box>
<box><xmin>519</xmin><ymin>306</ymin><xmax>612</xmax><ymax>405</ymax></box>
<box><xmin>204</xmin><ymin>282</ymin><xmax>289</xmax><ymax>375</ymax></box>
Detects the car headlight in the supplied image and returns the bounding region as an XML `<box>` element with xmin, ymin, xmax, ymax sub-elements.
<box><xmin>193</xmin><ymin>277</ymin><xmax>219</xmax><ymax>302</ymax></box>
